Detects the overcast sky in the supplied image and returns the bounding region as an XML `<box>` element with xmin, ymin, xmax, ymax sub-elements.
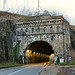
<box><xmin>0</xmin><ymin>0</ymin><xmax>75</xmax><ymax>25</ymax></box>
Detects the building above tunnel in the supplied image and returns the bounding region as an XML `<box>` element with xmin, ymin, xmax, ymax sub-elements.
<box><xmin>16</xmin><ymin>14</ymin><xmax>71</xmax><ymax>60</ymax></box>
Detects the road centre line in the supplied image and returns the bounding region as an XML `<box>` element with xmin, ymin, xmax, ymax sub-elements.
<box><xmin>8</xmin><ymin>66</ymin><xmax>30</xmax><ymax>75</ymax></box>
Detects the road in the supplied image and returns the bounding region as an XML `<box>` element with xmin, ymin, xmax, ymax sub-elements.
<box><xmin>0</xmin><ymin>64</ymin><xmax>43</xmax><ymax>75</ymax></box>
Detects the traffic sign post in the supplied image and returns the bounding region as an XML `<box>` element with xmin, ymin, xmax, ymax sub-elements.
<box><xmin>54</xmin><ymin>56</ymin><xmax>58</xmax><ymax>65</ymax></box>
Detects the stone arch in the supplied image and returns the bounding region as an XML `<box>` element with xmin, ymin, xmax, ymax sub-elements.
<box><xmin>19</xmin><ymin>36</ymin><xmax>56</xmax><ymax>56</ymax></box>
<box><xmin>18</xmin><ymin>32</ymin><xmax>58</xmax><ymax>57</ymax></box>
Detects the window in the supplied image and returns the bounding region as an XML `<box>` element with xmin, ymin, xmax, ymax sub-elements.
<box><xmin>38</xmin><ymin>27</ymin><xmax>40</xmax><ymax>32</ymax></box>
<box><xmin>32</xmin><ymin>28</ymin><xmax>34</xmax><ymax>33</ymax></box>
<box><xmin>17</xmin><ymin>31</ymin><xmax>19</xmax><ymax>34</ymax></box>
<box><xmin>57</xmin><ymin>26</ymin><xmax>59</xmax><ymax>32</ymax></box>
<box><xmin>20</xmin><ymin>29</ymin><xmax>23</xmax><ymax>34</ymax></box>
<box><xmin>50</xmin><ymin>26</ymin><xmax>52</xmax><ymax>32</ymax></box>
<box><xmin>44</xmin><ymin>27</ymin><xmax>46</xmax><ymax>32</ymax></box>
<box><xmin>51</xmin><ymin>35</ymin><xmax>54</xmax><ymax>40</ymax></box>
<box><xmin>26</xmin><ymin>28</ymin><xmax>28</xmax><ymax>33</ymax></box>
<box><xmin>50</xmin><ymin>26</ymin><xmax>52</xmax><ymax>28</ymax></box>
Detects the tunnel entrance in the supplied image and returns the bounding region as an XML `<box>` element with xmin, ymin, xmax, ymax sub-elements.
<box><xmin>25</xmin><ymin>41</ymin><xmax>54</xmax><ymax>55</ymax></box>
<box><xmin>24</xmin><ymin>41</ymin><xmax>54</xmax><ymax>64</ymax></box>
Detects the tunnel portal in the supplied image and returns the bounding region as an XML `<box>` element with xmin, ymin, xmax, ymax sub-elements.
<box><xmin>24</xmin><ymin>41</ymin><xmax>54</xmax><ymax>64</ymax></box>
<box><xmin>25</xmin><ymin>41</ymin><xmax>54</xmax><ymax>64</ymax></box>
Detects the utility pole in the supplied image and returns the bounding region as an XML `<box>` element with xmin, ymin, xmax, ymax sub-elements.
<box><xmin>38</xmin><ymin>0</ymin><xmax>39</xmax><ymax>22</ymax></box>
<box><xmin>38</xmin><ymin>0</ymin><xmax>39</xmax><ymax>17</ymax></box>
<box><xmin>22</xmin><ymin>0</ymin><xmax>25</xmax><ymax>15</ymax></box>
<box><xmin>3</xmin><ymin>0</ymin><xmax>7</xmax><ymax>11</ymax></box>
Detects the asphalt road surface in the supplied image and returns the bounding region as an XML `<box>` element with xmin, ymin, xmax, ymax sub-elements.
<box><xmin>0</xmin><ymin>64</ymin><xmax>43</xmax><ymax>75</ymax></box>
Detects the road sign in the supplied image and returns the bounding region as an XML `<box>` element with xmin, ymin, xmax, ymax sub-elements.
<box><xmin>60</xmin><ymin>58</ymin><xmax>64</xmax><ymax>63</ymax></box>
<box><xmin>55</xmin><ymin>56</ymin><xmax>58</xmax><ymax>60</ymax></box>
<box><xmin>68</xmin><ymin>57</ymin><xmax>71</xmax><ymax>61</ymax></box>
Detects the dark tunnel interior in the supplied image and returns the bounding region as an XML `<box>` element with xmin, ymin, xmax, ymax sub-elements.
<box><xmin>25</xmin><ymin>41</ymin><xmax>54</xmax><ymax>55</ymax></box>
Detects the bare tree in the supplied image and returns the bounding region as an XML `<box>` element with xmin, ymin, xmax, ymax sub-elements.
<box><xmin>50</xmin><ymin>11</ymin><xmax>63</xmax><ymax>16</ymax></box>
<box><xmin>3</xmin><ymin>0</ymin><xmax>7</xmax><ymax>10</ymax></box>
<box><xmin>42</xmin><ymin>10</ymin><xmax>50</xmax><ymax>15</ymax></box>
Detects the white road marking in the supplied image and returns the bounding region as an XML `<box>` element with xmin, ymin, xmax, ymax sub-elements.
<box><xmin>0</xmin><ymin>69</ymin><xmax>5</xmax><ymax>70</ymax></box>
<box><xmin>8</xmin><ymin>66</ymin><xmax>30</xmax><ymax>75</ymax></box>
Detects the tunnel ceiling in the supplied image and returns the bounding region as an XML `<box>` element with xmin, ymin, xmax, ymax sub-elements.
<box><xmin>25</xmin><ymin>41</ymin><xmax>54</xmax><ymax>55</ymax></box>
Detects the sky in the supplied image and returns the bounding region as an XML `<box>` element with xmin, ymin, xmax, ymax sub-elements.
<box><xmin>0</xmin><ymin>0</ymin><xmax>75</xmax><ymax>25</ymax></box>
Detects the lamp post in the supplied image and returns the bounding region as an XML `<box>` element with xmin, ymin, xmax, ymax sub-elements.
<box><xmin>38</xmin><ymin>0</ymin><xmax>39</xmax><ymax>21</ymax></box>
